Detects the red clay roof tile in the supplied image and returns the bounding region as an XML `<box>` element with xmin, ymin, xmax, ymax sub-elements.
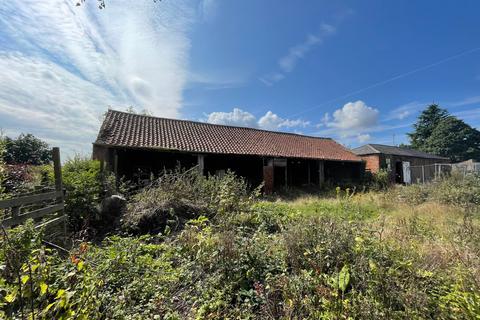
<box><xmin>95</xmin><ymin>110</ymin><xmax>361</xmax><ymax>162</ymax></box>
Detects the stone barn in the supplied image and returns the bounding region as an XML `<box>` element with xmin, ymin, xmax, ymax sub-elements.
<box><xmin>93</xmin><ymin>110</ymin><xmax>363</xmax><ymax>192</ymax></box>
<box><xmin>352</xmin><ymin>144</ymin><xmax>450</xmax><ymax>184</ymax></box>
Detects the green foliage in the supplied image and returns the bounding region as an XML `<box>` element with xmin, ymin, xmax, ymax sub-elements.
<box><xmin>1</xmin><ymin>174</ymin><xmax>479</xmax><ymax>319</ymax></box>
<box><xmin>407</xmin><ymin>104</ymin><xmax>480</xmax><ymax>161</ymax></box>
<box><xmin>408</xmin><ymin>104</ymin><xmax>448</xmax><ymax>150</ymax></box>
<box><xmin>3</xmin><ymin>133</ymin><xmax>52</xmax><ymax>165</ymax></box>
<box><xmin>365</xmin><ymin>169</ymin><xmax>390</xmax><ymax>191</ymax></box>
<box><xmin>392</xmin><ymin>173</ymin><xmax>480</xmax><ymax>210</ymax></box>
<box><xmin>0</xmin><ymin>132</ymin><xmax>6</xmax><ymax>198</ymax></box>
<box><xmin>426</xmin><ymin>116</ymin><xmax>480</xmax><ymax>161</ymax></box>
<box><xmin>123</xmin><ymin>168</ymin><xmax>260</xmax><ymax>234</ymax></box>
<box><xmin>48</xmin><ymin>156</ymin><xmax>122</xmax><ymax>235</ymax></box>
<box><xmin>430</xmin><ymin>173</ymin><xmax>480</xmax><ymax>209</ymax></box>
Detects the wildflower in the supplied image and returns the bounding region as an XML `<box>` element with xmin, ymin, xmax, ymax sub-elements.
<box><xmin>70</xmin><ymin>254</ymin><xmax>80</xmax><ymax>265</ymax></box>
<box><xmin>253</xmin><ymin>281</ymin><xmax>264</xmax><ymax>296</ymax></box>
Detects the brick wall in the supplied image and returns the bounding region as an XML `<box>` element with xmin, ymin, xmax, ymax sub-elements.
<box><xmin>360</xmin><ymin>155</ymin><xmax>380</xmax><ymax>173</ymax></box>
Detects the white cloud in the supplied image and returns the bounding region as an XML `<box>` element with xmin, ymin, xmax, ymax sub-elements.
<box><xmin>188</xmin><ymin>69</ymin><xmax>248</xmax><ymax>90</ymax></box>
<box><xmin>206</xmin><ymin>108</ymin><xmax>258</xmax><ymax>128</ymax></box>
<box><xmin>327</xmin><ymin>101</ymin><xmax>379</xmax><ymax>132</ymax></box>
<box><xmin>278</xmin><ymin>34</ymin><xmax>321</xmax><ymax>73</ymax></box>
<box><xmin>449</xmin><ymin>96</ymin><xmax>480</xmax><ymax>107</ymax></box>
<box><xmin>205</xmin><ymin>108</ymin><xmax>310</xmax><ymax>131</ymax></box>
<box><xmin>385</xmin><ymin>102</ymin><xmax>424</xmax><ymax>121</ymax></box>
<box><xmin>0</xmin><ymin>0</ymin><xmax>196</xmax><ymax>157</ymax></box>
<box><xmin>257</xmin><ymin>111</ymin><xmax>285</xmax><ymax>130</ymax></box>
<box><xmin>453</xmin><ymin>108</ymin><xmax>480</xmax><ymax>124</ymax></box>
<box><xmin>260</xmin><ymin>23</ymin><xmax>336</xmax><ymax>86</ymax></box>
<box><xmin>259</xmin><ymin>73</ymin><xmax>285</xmax><ymax>86</ymax></box>
<box><xmin>0</xmin><ymin>52</ymin><xmax>122</xmax><ymax>157</ymax></box>
<box><xmin>199</xmin><ymin>0</ymin><xmax>218</xmax><ymax>22</ymax></box>
<box><xmin>356</xmin><ymin>133</ymin><xmax>371</xmax><ymax>143</ymax></box>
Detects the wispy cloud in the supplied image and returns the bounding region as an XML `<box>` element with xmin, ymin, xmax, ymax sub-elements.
<box><xmin>204</xmin><ymin>108</ymin><xmax>310</xmax><ymax>131</ymax></box>
<box><xmin>259</xmin><ymin>23</ymin><xmax>336</xmax><ymax>86</ymax></box>
<box><xmin>384</xmin><ymin>101</ymin><xmax>425</xmax><ymax>121</ymax></box>
<box><xmin>198</xmin><ymin>0</ymin><xmax>218</xmax><ymax>22</ymax></box>
<box><xmin>453</xmin><ymin>108</ymin><xmax>480</xmax><ymax>124</ymax></box>
<box><xmin>0</xmin><ymin>0</ymin><xmax>196</xmax><ymax>157</ymax></box>
<box><xmin>448</xmin><ymin>96</ymin><xmax>480</xmax><ymax>107</ymax></box>
<box><xmin>187</xmin><ymin>69</ymin><xmax>249</xmax><ymax>90</ymax></box>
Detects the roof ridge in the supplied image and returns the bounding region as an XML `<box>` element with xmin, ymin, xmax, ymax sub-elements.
<box><xmin>354</xmin><ymin>143</ymin><xmax>448</xmax><ymax>159</ymax></box>
<box><xmin>106</xmin><ymin>109</ymin><xmax>332</xmax><ymax>141</ymax></box>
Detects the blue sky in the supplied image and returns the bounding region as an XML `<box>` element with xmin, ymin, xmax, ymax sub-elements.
<box><xmin>0</xmin><ymin>0</ymin><xmax>479</xmax><ymax>158</ymax></box>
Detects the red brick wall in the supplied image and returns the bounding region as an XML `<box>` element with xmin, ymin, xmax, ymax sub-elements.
<box><xmin>360</xmin><ymin>155</ymin><xmax>380</xmax><ymax>173</ymax></box>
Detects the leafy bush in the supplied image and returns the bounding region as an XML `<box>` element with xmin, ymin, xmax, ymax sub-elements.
<box><xmin>391</xmin><ymin>173</ymin><xmax>480</xmax><ymax>210</ymax></box>
<box><xmin>60</xmin><ymin>157</ymin><xmax>104</xmax><ymax>233</ymax></box>
<box><xmin>364</xmin><ymin>169</ymin><xmax>390</xmax><ymax>191</ymax></box>
<box><xmin>54</xmin><ymin>157</ymin><xmax>122</xmax><ymax>236</ymax></box>
<box><xmin>0</xmin><ymin>134</ymin><xmax>6</xmax><ymax>199</ymax></box>
<box><xmin>430</xmin><ymin>173</ymin><xmax>480</xmax><ymax>209</ymax></box>
<box><xmin>1</xmin><ymin>172</ymin><xmax>479</xmax><ymax>319</ymax></box>
<box><xmin>123</xmin><ymin>168</ymin><xmax>260</xmax><ymax>234</ymax></box>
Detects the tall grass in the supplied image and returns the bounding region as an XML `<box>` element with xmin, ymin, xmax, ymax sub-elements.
<box><xmin>1</xmin><ymin>172</ymin><xmax>479</xmax><ymax>319</ymax></box>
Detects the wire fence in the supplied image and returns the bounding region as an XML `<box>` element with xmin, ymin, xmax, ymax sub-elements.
<box><xmin>408</xmin><ymin>162</ymin><xmax>479</xmax><ymax>184</ymax></box>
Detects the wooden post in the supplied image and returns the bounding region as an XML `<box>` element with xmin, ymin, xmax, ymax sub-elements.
<box><xmin>263</xmin><ymin>158</ymin><xmax>274</xmax><ymax>194</ymax></box>
<box><xmin>52</xmin><ymin>147</ymin><xmax>63</xmax><ymax>194</ymax></box>
<box><xmin>197</xmin><ymin>155</ymin><xmax>205</xmax><ymax>175</ymax></box>
<box><xmin>285</xmin><ymin>160</ymin><xmax>288</xmax><ymax>188</ymax></box>
<box><xmin>52</xmin><ymin>147</ymin><xmax>67</xmax><ymax>245</ymax></box>
<box><xmin>307</xmin><ymin>161</ymin><xmax>311</xmax><ymax>185</ymax></box>
<box><xmin>421</xmin><ymin>165</ymin><xmax>425</xmax><ymax>184</ymax></box>
<box><xmin>318</xmin><ymin>160</ymin><xmax>325</xmax><ymax>186</ymax></box>
<box><xmin>113</xmin><ymin>150</ymin><xmax>119</xmax><ymax>178</ymax></box>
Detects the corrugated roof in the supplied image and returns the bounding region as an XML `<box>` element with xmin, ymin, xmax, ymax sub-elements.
<box><xmin>94</xmin><ymin>110</ymin><xmax>361</xmax><ymax>162</ymax></box>
<box><xmin>352</xmin><ymin>144</ymin><xmax>448</xmax><ymax>160</ymax></box>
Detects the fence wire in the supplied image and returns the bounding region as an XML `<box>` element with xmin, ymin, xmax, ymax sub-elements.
<box><xmin>408</xmin><ymin>162</ymin><xmax>479</xmax><ymax>184</ymax></box>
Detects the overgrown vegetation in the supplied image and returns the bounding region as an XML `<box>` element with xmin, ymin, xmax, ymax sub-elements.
<box><xmin>1</xmin><ymin>169</ymin><xmax>479</xmax><ymax>319</ymax></box>
<box><xmin>0</xmin><ymin>132</ymin><xmax>6</xmax><ymax>199</ymax></box>
<box><xmin>3</xmin><ymin>133</ymin><xmax>52</xmax><ymax>166</ymax></box>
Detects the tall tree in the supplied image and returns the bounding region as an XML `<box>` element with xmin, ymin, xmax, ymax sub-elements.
<box><xmin>4</xmin><ymin>133</ymin><xmax>52</xmax><ymax>165</ymax></box>
<box><xmin>408</xmin><ymin>104</ymin><xmax>448</xmax><ymax>150</ymax></box>
<box><xmin>425</xmin><ymin>116</ymin><xmax>480</xmax><ymax>162</ymax></box>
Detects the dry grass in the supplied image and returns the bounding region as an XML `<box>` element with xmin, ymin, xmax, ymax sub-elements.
<box><xmin>277</xmin><ymin>189</ymin><xmax>480</xmax><ymax>286</ymax></box>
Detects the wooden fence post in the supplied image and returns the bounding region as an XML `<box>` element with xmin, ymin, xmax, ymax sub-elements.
<box><xmin>52</xmin><ymin>147</ymin><xmax>67</xmax><ymax>245</ymax></box>
<box><xmin>52</xmin><ymin>148</ymin><xmax>63</xmax><ymax>194</ymax></box>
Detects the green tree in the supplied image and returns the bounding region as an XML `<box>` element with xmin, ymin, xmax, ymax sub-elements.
<box><xmin>4</xmin><ymin>133</ymin><xmax>52</xmax><ymax>165</ymax></box>
<box><xmin>425</xmin><ymin>116</ymin><xmax>480</xmax><ymax>162</ymax></box>
<box><xmin>408</xmin><ymin>104</ymin><xmax>448</xmax><ymax>150</ymax></box>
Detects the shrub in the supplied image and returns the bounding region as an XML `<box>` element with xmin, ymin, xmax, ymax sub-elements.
<box><xmin>391</xmin><ymin>173</ymin><xmax>480</xmax><ymax>210</ymax></box>
<box><xmin>430</xmin><ymin>173</ymin><xmax>480</xmax><ymax>209</ymax></box>
<box><xmin>60</xmin><ymin>157</ymin><xmax>103</xmax><ymax>233</ymax></box>
<box><xmin>122</xmin><ymin>168</ymin><xmax>260</xmax><ymax>234</ymax></box>
<box><xmin>2</xmin><ymin>169</ymin><xmax>479</xmax><ymax>319</ymax></box>
<box><xmin>50</xmin><ymin>157</ymin><xmax>124</xmax><ymax>236</ymax></box>
<box><xmin>365</xmin><ymin>169</ymin><xmax>390</xmax><ymax>191</ymax></box>
<box><xmin>0</xmin><ymin>134</ymin><xmax>6</xmax><ymax>199</ymax></box>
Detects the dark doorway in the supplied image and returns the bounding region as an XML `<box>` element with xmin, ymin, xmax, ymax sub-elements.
<box><xmin>395</xmin><ymin>161</ymin><xmax>403</xmax><ymax>184</ymax></box>
<box><xmin>274</xmin><ymin>166</ymin><xmax>286</xmax><ymax>188</ymax></box>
